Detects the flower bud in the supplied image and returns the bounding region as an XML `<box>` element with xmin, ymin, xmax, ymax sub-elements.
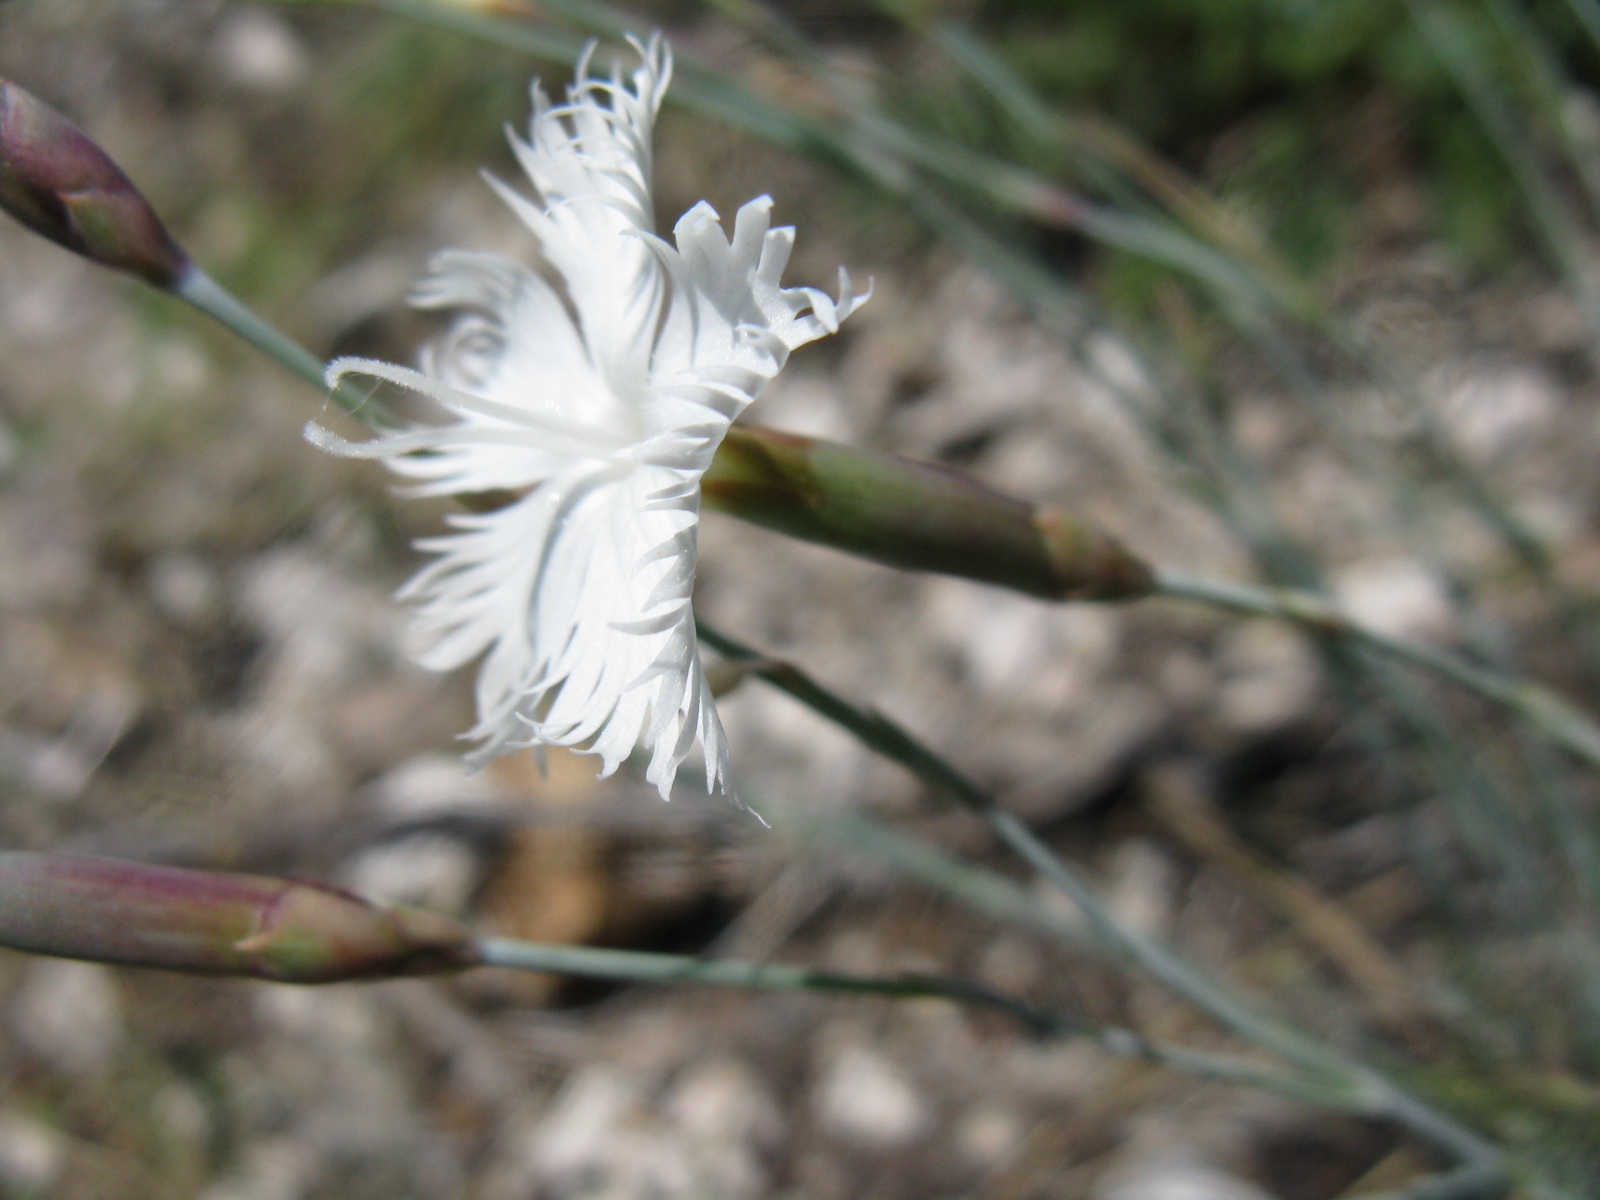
<box><xmin>0</xmin><ymin>79</ymin><xmax>189</xmax><ymax>288</ymax></box>
<box><xmin>702</xmin><ymin>425</ymin><xmax>1153</xmax><ymax>601</ymax></box>
<box><xmin>0</xmin><ymin>853</ymin><xmax>479</xmax><ymax>982</ymax></box>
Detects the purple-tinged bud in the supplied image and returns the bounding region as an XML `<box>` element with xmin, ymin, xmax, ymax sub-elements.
<box><xmin>0</xmin><ymin>79</ymin><xmax>189</xmax><ymax>288</ymax></box>
<box><xmin>0</xmin><ymin>853</ymin><xmax>479</xmax><ymax>982</ymax></box>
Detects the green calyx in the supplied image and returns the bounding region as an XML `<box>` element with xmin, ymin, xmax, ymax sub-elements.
<box><xmin>702</xmin><ymin>424</ymin><xmax>1152</xmax><ymax>601</ymax></box>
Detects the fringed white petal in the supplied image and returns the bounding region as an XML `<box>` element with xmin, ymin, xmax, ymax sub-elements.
<box><xmin>307</xmin><ymin>36</ymin><xmax>860</xmax><ymax>803</ymax></box>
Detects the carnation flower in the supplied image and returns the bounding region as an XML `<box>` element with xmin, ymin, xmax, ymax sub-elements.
<box><xmin>308</xmin><ymin>36</ymin><xmax>868</xmax><ymax>800</ymax></box>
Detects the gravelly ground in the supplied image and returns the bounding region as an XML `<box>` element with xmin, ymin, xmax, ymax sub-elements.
<box><xmin>1</xmin><ymin>3</ymin><xmax>1596</xmax><ymax>1198</ymax></box>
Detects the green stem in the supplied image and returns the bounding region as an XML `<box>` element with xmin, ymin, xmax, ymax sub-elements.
<box><xmin>175</xmin><ymin>238</ymin><xmax>1600</xmax><ymax>848</ymax></box>
<box><xmin>807</xmin><ymin>810</ymin><xmax>1508</xmax><ymax>1123</ymax></box>
<box><xmin>1410</xmin><ymin>0</ymin><xmax>1600</xmax><ymax>357</ymax></box>
<box><xmin>314</xmin><ymin>0</ymin><xmax>1600</xmax><ymax>711</ymax></box>
<box><xmin>175</xmin><ymin>267</ymin><xmax>382</xmax><ymax>420</ymax></box>
<box><xmin>183</xmin><ymin>251</ymin><xmax>1521</xmax><ymax>1180</ymax></box>
<box><xmin>698</xmin><ymin>619</ymin><xmax>1503</xmax><ymax>1186</ymax></box>
<box><xmin>894</xmin><ymin>0</ymin><xmax>1600</xmax><ymax>687</ymax></box>
<box><xmin>475</xmin><ymin>932</ymin><xmax>1342</xmax><ymax>1104</ymax></box>
<box><xmin>477</xmin><ymin>935</ymin><xmax>1066</xmax><ymax>1033</ymax></box>
<box><xmin>0</xmin><ymin>848</ymin><xmax>1341</xmax><ymax>1109</ymax></box>
<box><xmin>1152</xmin><ymin>567</ymin><xmax>1600</xmax><ymax>776</ymax></box>
<box><xmin>698</xmin><ymin>622</ymin><xmax>1337</xmax><ymax>1068</ymax></box>
<box><xmin>1568</xmin><ymin>0</ymin><xmax>1600</xmax><ymax>53</ymax></box>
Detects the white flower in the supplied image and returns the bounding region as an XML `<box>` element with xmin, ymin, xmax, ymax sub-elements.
<box><xmin>307</xmin><ymin>36</ymin><xmax>868</xmax><ymax>800</ymax></box>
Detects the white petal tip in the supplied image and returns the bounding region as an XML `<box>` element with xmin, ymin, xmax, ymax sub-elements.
<box><xmin>303</xmin><ymin>421</ymin><xmax>357</xmax><ymax>456</ymax></box>
<box><xmin>323</xmin><ymin>355</ymin><xmax>379</xmax><ymax>390</ymax></box>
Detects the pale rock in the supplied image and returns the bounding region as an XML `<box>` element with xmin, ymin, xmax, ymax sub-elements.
<box><xmin>954</xmin><ymin>1104</ymin><xmax>1026</xmax><ymax>1167</ymax></box>
<box><xmin>11</xmin><ymin>958</ymin><xmax>123</xmax><ymax>1076</ymax></box>
<box><xmin>0</xmin><ymin>725</ymin><xmax>95</xmax><ymax>801</ymax></box>
<box><xmin>594</xmin><ymin>1132</ymin><xmax>699</xmax><ymax>1200</ymax></box>
<box><xmin>1086</xmin><ymin>330</ymin><xmax>1158</xmax><ymax>405</ymax></box>
<box><xmin>997</xmin><ymin>681</ymin><xmax>1161</xmax><ymax>817</ymax></box>
<box><xmin>235</xmin><ymin>548</ymin><xmax>404</xmax><ymax>691</ymax></box>
<box><xmin>925</xmin><ymin>581</ymin><xmax>1118</xmax><ymax>707</ymax></box>
<box><xmin>148</xmin><ymin>552</ymin><xmax>222</xmax><ymax>624</ymax></box>
<box><xmin>977</xmin><ymin>935</ymin><xmax>1042</xmax><ymax>994</ymax></box>
<box><xmin>0</xmin><ymin>507</ymin><xmax>90</xmax><ymax>609</ymax></box>
<box><xmin>814</xmin><ymin>1044</ymin><xmax>931</xmax><ymax>1148</ymax></box>
<box><xmin>1158</xmin><ymin>651</ymin><xmax>1216</xmax><ymax>708</ymax></box>
<box><xmin>530</xmin><ymin>1066</ymin><xmax>643</xmax><ymax>1182</ymax></box>
<box><xmin>752</xmin><ymin>370</ymin><xmax>855</xmax><ymax>441</ymax></box>
<box><xmin>664</xmin><ymin>1058</ymin><xmax>781</xmax><ymax>1199</ymax></box>
<box><xmin>666</xmin><ymin>1058</ymin><xmax>781</xmax><ymax>1148</ymax></box>
<box><xmin>154</xmin><ymin>1081</ymin><xmax>212</xmax><ymax>1155</ymax></box>
<box><xmin>716</xmin><ymin>683</ymin><xmax>870</xmax><ymax>812</ymax></box>
<box><xmin>0</xmin><ymin>245</ymin><xmax>87</xmax><ymax>339</ymax></box>
<box><xmin>1001</xmin><ymin>1039</ymin><xmax>1112</xmax><ymax>1102</ymax></box>
<box><xmin>246</xmin><ymin>986</ymin><xmax>438</xmax><ymax>1173</ymax></box>
<box><xmin>341</xmin><ymin>833</ymin><xmax>482</xmax><ymax>915</ymax></box>
<box><xmin>198</xmin><ymin>1137</ymin><xmax>314</xmax><ymax>1200</ymax></box>
<box><xmin>0</xmin><ymin>1113</ymin><xmax>66</xmax><ymax>1194</ymax></box>
<box><xmin>1215</xmin><ymin>619</ymin><xmax>1320</xmax><ymax>733</ymax></box>
<box><xmin>982</xmin><ymin>424</ymin><xmax>1073</xmax><ymax>494</ymax></box>
<box><xmin>221</xmin><ymin>707</ymin><xmax>344</xmax><ymax>797</ymax></box>
<box><xmin>1230</xmin><ymin>399</ymin><xmax>1293</xmax><ymax>459</ymax></box>
<box><xmin>1028</xmin><ymin>875</ymin><xmax>1091</xmax><ymax>936</ymax></box>
<box><xmin>427</xmin><ymin>182</ymin><xmax>532</xmax><ymax>258</ymax></box>
<box><xmin>224</xmin><ymin>548</ymin><xmax>411</xmax><ymax>797</ymax></box>
<box><xmin>254</xmin><ymin>983</ymin><xmax>381</xmax><ymax>1048</ymax></box>
<box><xmin>365</xmin><ymin>754</ymin><xmax>505</xmax><ymax>821</ymax></box>
<box><xmin>1097</xmin><ymin>1149</ymin><xmax>1275</xmax><ymax>1200</ymax></box>
<box><xmin>900</xmin><ymin>275</ymin><xmax>1058</xmax><ymax>446</ymax></box>
<box><xmin>1104</xmin><ymin>838</ymin><xmax>1179</xmax><ymax>941</ymax></box>
<box><xmin>1333</xmin><ymin>557</ymin><xmax>1454</xmax><ymax>641</ymax></box>
<box><xmin>214</xmin><ymin>9</ymin><xmax>309</xmax><ymax>92</ymax></box>
<box><xmin>1439</xmin><ymin>365</ymin><xmax>1558</xmax><ymax>460</ymax></box>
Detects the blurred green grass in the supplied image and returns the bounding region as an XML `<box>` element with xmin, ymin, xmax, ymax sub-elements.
<box><xmin>921</xmin><ymin>0</ymin><xmax>1586</xmax><ymax>276</ymax></box>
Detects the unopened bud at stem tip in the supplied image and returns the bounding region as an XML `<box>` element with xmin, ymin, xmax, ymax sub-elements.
<box><xmin>0</xmin><ymin>78</ymin><xmax>190</xmax><ymax>288</ymax></box>
<box><xmin>0</xmin><ymin>853</ymin><xmax>479</xmax><ymax>983</ymax></box>
<box><xmin>1034</xmin><ymin>506</ymin><xmax>1154</xmax><ymax>601</ymax></box>
<box><xmin>703</xmin><ymin>425</ymin><xmax>1155</xmax><ymax>602</ymax></box>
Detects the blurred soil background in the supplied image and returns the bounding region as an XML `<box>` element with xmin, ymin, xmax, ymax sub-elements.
<box><xmin>1</xmin><ymin>0</ymin><xmax>1599</xmax><ymax>1197</ymax></box>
